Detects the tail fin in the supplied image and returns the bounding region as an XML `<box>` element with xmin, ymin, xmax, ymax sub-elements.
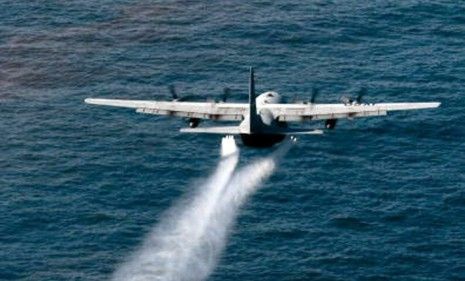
<box><xmin>248</xmin><ymin>67</ymin><xmax>260</xmax><ymax>133</ymax></box>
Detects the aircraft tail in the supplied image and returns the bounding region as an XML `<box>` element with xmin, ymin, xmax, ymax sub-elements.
<box><xmin>248</xmin><ymin>67</ymin><xmax>260</xmax><ymax>134</ymax></box>
<box><xmin>181</xmin><ymin>68</ymin><xmax>265</xmax><ymax>136</ymax></box>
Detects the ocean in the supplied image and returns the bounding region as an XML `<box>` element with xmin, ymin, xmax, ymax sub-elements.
<box><xmin>1</xmin><ymin>1</ymin><xmax>465</xmax><ymax>280</ymax></box>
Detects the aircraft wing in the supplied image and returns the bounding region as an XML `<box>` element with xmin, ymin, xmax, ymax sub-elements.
<box><xmin>84</xmin><ymin>98</ymin><xmax>248</xmax><ymax>121</ymax></box>
<box><xmin>266</xmin><ymin>102</ymin><xmax>441</xmax><ymax>122</ymax></box>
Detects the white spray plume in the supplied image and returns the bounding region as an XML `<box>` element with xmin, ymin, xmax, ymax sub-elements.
<box><xmin>205</xmin><ymin>136</ymin><xmax>296</xmax><ymax>252</ymax></box>
<box><xmin>112</xmin><ymin>136</ymin><xmax>295</xmax><ymax>281</ymax></box>
<box><xmin>221</xmin><ymin>135</ymin><xmax>238</xmax><ymax>158</ymax></box>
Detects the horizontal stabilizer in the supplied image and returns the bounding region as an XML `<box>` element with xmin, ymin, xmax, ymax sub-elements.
<box><xmin>180</xmin><ymin>126</ymin><xmax>241</xmax><ymax>134</ymax></box>
<box><xmin>271</xmin><ymin>128</ymin><xmax>324</xmax><ymax>135</ymax></box>
<box><xmin>180</xmin><ymin>126</ymin><xmax>323</xmax><ymax>135</ymax></box>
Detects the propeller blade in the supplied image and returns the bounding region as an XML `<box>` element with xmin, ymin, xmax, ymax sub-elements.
<box><xmin>340</xmin><ymin>95</ymin><xmax>351</xmax><ymax>105</ymax></box>
<box><xmin>310</xmin><ymin>88</ymin><xmax>319</xmax><ymax>103</ymax></box>
<box><xmin>222</xmin><ymin>87</ymin><xmax>231</xmax><ymax>102</ymax></box>
<box><xmin>169</xmin><ymin>85</ymin><xmax>178</xmax><ymax>100</ymax></box>
<box><xmin>356</xmin><ymin>87</ymin><xmax>367</xmax><ymax>104</ymax></box>
<box><xmin>290</xmin><ymin>94</ymin><xmax>298</xmax><ymax>103</ymax></box>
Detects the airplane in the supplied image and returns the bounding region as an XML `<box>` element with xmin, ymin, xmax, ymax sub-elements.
<box><xmin>85</xmin><ymin>67</ymin><xmax>440</xmax><ymax>147</ymax></box>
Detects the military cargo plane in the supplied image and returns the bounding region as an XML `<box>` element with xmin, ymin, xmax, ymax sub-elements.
<box><xmin>85</xmin><ymin>68</ymin><xmax>440</xmax><ymax>147</ymax></box>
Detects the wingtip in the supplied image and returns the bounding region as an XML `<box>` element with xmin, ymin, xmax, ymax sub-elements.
<box><xmin>84</xmin><ymin>98</ymin><xmax>104</xmax><ymax>105</ymax></box>
<box><xmin>426</xmin><ymin>102</ymin><xmax>441</xmax><ymax>108</ymax></box>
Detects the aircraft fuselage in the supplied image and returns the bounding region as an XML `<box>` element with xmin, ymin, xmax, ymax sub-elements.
<box><xmin>238</xmin><ymin>91</ymin><xmax>288</xmax><ymax>147</ymax></box>
<box><xmin>239</xmin><ymin>133</ymin><xmax>286</xmax><ymax>147</ymax></box>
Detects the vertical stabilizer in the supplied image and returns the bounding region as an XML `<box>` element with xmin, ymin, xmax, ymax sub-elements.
<box><xmin>248</xmin><ymin>67</ymin><xmax>260</xmax><ymax>133</ymax></box>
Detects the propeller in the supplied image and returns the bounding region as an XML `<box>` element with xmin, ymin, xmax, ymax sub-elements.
<box><xmin>168</xmin><ymin>85</ymin><xmax>199</xmax><ymax>102</ymax></box>
<box><xmin>356</xmin><ymin>87</ymin><xmax>367</xmax><ymax>104</ymax></box>
<box><xmin>340</xmin><ymin>87</ymin><xmax>367</xmax><ymax>105</ymax></box>
<box><xmin>167</xmin><ymin>85</ymin><xmax>235</xmax><ymax>103</ymax></box>
<box><xmin>340</xmin><ymin>95</ymin><xmax>351</xmax><ymax>105</ymax></box>
<box><xmin>310</xmin><ymin>88</ymin><xmax>319</xmax><ymax>104</ymax></box>
<box><xmin>289</xmin><ymin>87</ymin><xmax>319</xmax><ymax>104</ymax></box>
<box><xmin>168</xmin><ymin>85</ymin><xmax>178</xmax><ymax>100</ymax></box>
<box><xmin>222</xmin><ymin>87</ymin><xmax>231</xmax><ymax>102</ymax></box>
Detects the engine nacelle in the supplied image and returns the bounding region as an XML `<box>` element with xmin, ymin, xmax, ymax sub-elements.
<box><xmin>188</xmin><ymin>118</ymin><xmax>200</xmax><ymax>128</ymax></box>
<box><xmin>325</xmin><ymin>119</ymin><xmax>337</xmax><ymax>129</ymax></box>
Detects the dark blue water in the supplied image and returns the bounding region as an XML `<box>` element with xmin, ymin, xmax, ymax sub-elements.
<box><xmin>1</xmin><ymin>1</ymin><xmax>465</xmax><ymax>280</ymax></box>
